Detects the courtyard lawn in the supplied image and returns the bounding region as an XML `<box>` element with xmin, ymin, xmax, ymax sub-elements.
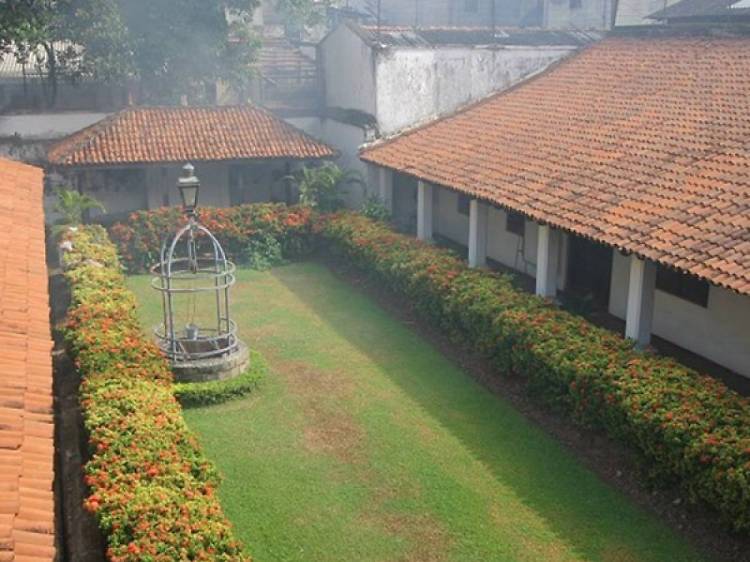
<box><xmin>128</xmin><ymin>262</ymin><xmax>703</xmax><ymax>562</ymax></box>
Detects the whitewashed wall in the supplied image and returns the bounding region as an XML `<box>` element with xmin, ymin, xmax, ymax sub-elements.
<box><xmin>608</xmin><ymin>251</ymin><xmax>750</xmax><ymax>377</ymax></box>
<box><xmin>375</xmin><ymin>45</ymin><xmax>576</xmax><ymax>135</ymax></box>
<box><xmin>319</xmin><ymin>24</ymin><xmax>377</xmax><ymax>116</ymax></box>
<box><xmin>544</xmin><ymin>0</ymin><xmax>612</xmax><ymax>29</ymax></box>
<box><xmin>0</xmin><ymin>112</ymin><xmax>109</xmax><ymax>140</ymax></box>
<box><xmin>614</xmin><ymin>0</ymin><xmax>680</xmax><ymax>26</ymax></box>
<box><xmin>434</xmin><ymin>187</ymin><xmax>541</xmax><ymax>274</ymax></box>
<box><xmin>288</xmin><ymin>115</ymin><xmax>372</xmax><ymax>208</ymax></box>
<box><xmin>144</xmin><ymin>163</ymin><xmax>231</xmax><ymax>210</ymax></box>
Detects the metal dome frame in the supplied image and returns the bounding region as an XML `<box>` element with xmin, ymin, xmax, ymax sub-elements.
<box><xmin>150</xmin><ymin>215</ymin><xmax>239</xmax><ymax>362</ymax></box>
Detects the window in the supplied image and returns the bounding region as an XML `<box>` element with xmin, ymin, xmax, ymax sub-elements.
<box><xmin>464</xmin><ymin>0</ymin><xmax>479</xmax><ymax>13</ymax></box>
<box><xmin>506</xmin><ymin>211</ymin><xmax>525</xmax><ymax>236</ymax></box>
<box><xmin>656</xmin><ymin>266</ymin><xmax>709</xmax><ymax>307</ymax></box>
<box><xmin>457</xmin><ymin>193</ymin><xmax>471</xmax><ymax>216</ymax></box>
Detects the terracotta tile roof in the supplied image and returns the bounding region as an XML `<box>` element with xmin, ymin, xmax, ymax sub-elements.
<box><xmin>361</xmin><ymin>36</ymin><xmax>750</xmax><ymax>296</ymax></box>
<box><xmin>48</xmin><ymin>105</ymin><xmax>335</xmax><ymax>166</ymax></box>
<box><xmin>0</xmin><ymin>158</ymin><xmax>55</xmax><ymax>561</ymax></box>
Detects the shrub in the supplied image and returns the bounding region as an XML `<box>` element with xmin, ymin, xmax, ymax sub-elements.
<box><xmin>52</xmin><ymin>187</ymin><xmax>106</xmax><ymax>239</ymax></box>
<box><xmin>288</xmin><ymin>162</ymin><xmax>362</xmax><ymax>212</ymax></box>
<box><xmin>317</xmin><ymin>212</ymin><xmax>750</xmax><ymax>532</ymax></box>
<box><xmin>175</xmin><ymin>353</ymin><xmax>267</xmax><ymax>407</ymax></box>
<box><xmin>110</xmin><ymin>203</ymin><xmax>315</xmax><ymax>272</ymax></box>
<box><xmin>61</xmin><ymin>226</ymin><xmax>250</xmax><ymax>561</ymax></box>
<box><xmin>243</xmin><ymin>232</ymin><xmax>286</xmax><ymax>271</ymax></box>
<box><xmin>360</xmin><ymin>194</ymin><xmax>391</xmax><ymax>223</ymax></box>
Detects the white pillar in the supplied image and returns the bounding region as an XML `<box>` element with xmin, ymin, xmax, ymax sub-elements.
<box><xmin>417</xmin><ymin>180</ymin><xmax>433</xmax><ymax>241</ymax></box>
<box><xmin>378</xmin><ymin>167</ymin><xmax>393</xmax><ymax>213</ymax></box>
<box><xmin>625</xmin><ymin>255</ymin><xmax>657</xmax><ymax>348</ymax></box>
<box><xmin>468</xmin><ymin>199</ymin><xmax>488</xmax><ymax>268</ymax></box>
<box><xmin>535</xmin><ymin>224</ymin><xmax>560</xmax><ymax>298</ymax></box>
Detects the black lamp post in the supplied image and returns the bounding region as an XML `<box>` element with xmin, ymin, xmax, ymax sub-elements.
<box><xmin>177</xmin><ymin>163</ymin><xmax>200</xmax><ymax>216</ymax></box>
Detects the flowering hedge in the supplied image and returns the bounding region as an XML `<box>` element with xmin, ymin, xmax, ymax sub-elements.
<box><xmin>318</xmin><ymin>212</ymin><xmax>750</xmax><ymax>531</ymax></box>
<box><xmin>111</xmin><ymin>203</ymin><xmax>315</xmax><ymax>272</ymax></box>
<box><xmin>61</xmin><ymin>226</ymin><xmax>250</xmax><ymax>561</ymax></box>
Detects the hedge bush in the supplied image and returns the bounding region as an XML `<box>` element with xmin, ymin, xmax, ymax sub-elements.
<box><xmin>61</xmin><ymin>226</ymin><xmax>250</xmax><ymax>561</ymax></box>
<box><xmin>175</xmin><ymin>353</ymin><xmax>267</xmax><ymax>407</ymax></box>
<box><xmin>317</xmin><ymin>212</ymin><xmax>750</xmax><ymax>531</ymax></box>
<box><xmin>110</xmin><ymin>203</ymin><xmax>315</xmax><ymax>272</ymax></box>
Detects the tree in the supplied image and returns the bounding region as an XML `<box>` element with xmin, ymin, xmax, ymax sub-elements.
<box><xmin>0</xmin><ymin>0</ymin><xmax>131</xmax><ymax>106</ymax></box>
<box><xmin>0</xmin><ymin>0</ymin><xmax>260</xmax><ymax>106</ymax></box>
<box><xmin>290</xmin><ymin>162</ymin><xmax>363</xmax><ymax>212</ymax></box>
<box><xmin>117</xmin><ymin>0</ymin><xmax>260</xmax><ymax>104</ymax></box>
<box><xmin>52</xmin><ymin>186</ymin><xmax>105</xmax><ymax>236</ymax></box>
<box><xmin>274</xmin><ymin>0</ymin><xmax>327</xmax><ymax>29</ymax></box>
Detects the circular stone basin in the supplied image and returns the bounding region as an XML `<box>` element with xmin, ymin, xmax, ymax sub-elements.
<box><xmin>170</xmin><ymin>340</ymin><xmax>250</xmax><ymax>383</ymax></box>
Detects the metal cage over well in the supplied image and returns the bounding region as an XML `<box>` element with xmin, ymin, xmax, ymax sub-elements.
<box><xmin>151</xmin><ymin>163</ymin><xmax>240</xmax><ymax>363</ymax></box>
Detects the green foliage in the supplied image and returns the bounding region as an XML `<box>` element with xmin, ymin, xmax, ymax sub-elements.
<box><xmin>274</xmin><ymin>0</ymin><xmax>327</xmax><ymax>28</ymax></box>
<box><xmin>0</xmin><ymin>0</ymin><xmax>260</xmax><ymax>105</ymax></box>
<box><xmin>109</xmin><ymin>203</ymin><xmax>315</xmax><ymax>272</ymax></box>
<box><xmin>290</xmin><ymin>163</ymin><xmax>362</xmax><ymax>212</ymax></box>
<box><xmin>117</xmin><ymin>0</ymin><xmax>260</xmax><ymax>103</ymax></box>
<box><xmin>61</xmin><ymin>225</ymin><xmax>250</xmax><ymax>561</ymax></box>
<box><xmin>319</xmin><ymin>212</ymin><xmax>750</xmax><ymax>532</ymax></box>
<box><xmin>243</xmin><ymin>231</ymin><xmax>286</xmax><ymax>270</ymax></box>
<box><xmin>360</xmin><ymin>194</ymin><xmax>391</xmax><ymax>222</ymax></box>
<box><xmin>54</xmin><ymin>186</ymin><xmax>105</xmax><ymax>224</ymax></box>
<box><xmin>174</xmin><ymin>353</ymin><xmax>267</xmax><ymax>407</ymax></box>
<box><xmin>0</xmin><ymin>0</ymin><xmax>131</xmax><ymax>105</ymax></box>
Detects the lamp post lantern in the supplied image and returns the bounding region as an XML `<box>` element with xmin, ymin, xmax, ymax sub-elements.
<box><xmin>177</xmin><ymin>163</ymin><xmax>200</xmax><ymax>215</ymax></box>
<box><xmin>150</xmin><ymin>163</ymin><xmax>249</xmax><ymax>381</ymax></box>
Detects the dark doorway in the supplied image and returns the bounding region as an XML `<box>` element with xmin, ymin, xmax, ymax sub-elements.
<box><xmin>566</xmin><ymin>236</ymin><xmax>613</xmax><ymax>308</ymax></box>
<box><xmin>392</xmin><ymin>172</ymin><xmax>418</xmax><ymax>234</ymax></box>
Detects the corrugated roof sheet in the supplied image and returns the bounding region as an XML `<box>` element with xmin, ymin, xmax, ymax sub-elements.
<box><xmin>356</xmin><ymin>24</ymin><xmax>602</xmax><ymax>47</ymax></box>
<box><xmin>0</xmin><ymin>158</ymin><xmax>55</xmax><ymax>561</ymax></box>
<box><xmin>48</xmin><ymin>105</ymin><xmax>335</xmax><ymax>166</ymax></box>
<box><xmin>649</xmin><ymin>0</ymin><xmax>750</xmax><ymax>19</ymax></box>
<box><xmin>361</xmin><ymin>36</ymin><xmax>750</xmax><ymax>296</ymax></box>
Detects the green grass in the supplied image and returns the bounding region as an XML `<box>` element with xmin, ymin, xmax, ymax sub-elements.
<box><xmin>128</xmin><ymin>262</ymin><xmax>703</xmax><ymax>562</ymax></box>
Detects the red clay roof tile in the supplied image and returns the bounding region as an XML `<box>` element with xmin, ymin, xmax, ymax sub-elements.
<box><xmin>361</xmin><ymin>36</ymin><xmax>750</xmax><ymax>295</ymax></box>
<box><xmin>0</xmin><ymin>158</ymin><xmax>54</xmax><ymax>561</ymax></box>
<box><xmin>48</xmin><ymin>105</ymin><xmax>335</xmax><ymax>166</ymax></box>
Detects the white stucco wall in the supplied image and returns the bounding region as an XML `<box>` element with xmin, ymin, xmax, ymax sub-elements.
<box><xmin>284</xmin><ymin>117</ymin><xmax>323</xmax><ymax>139</ymax></box>
<box><xmin>608</xmin><ymin>251</ymin><xmax>750</xmax><ymax>377</ymax></box>
<box><xmin>614</xmin><ymin>0</ymin><xmax>680</xmax><ymax>26</ymax></box>
<box><xmin>0</xmin><ymin>112</ymin><xmax>109</xmax><ymax>141</ymax></box>
<box><xmin>289</xmin><ymin>115</ymin><xmax>371</xmax><ymax>209</ymax></box>
<box><xmin>544</xmin><ymin>0</ymin><xmax>611</xmax><ymax>29</ymax></box>
<box><xmin>434</xmin><ymin>187</ymin><xmax>469</xmax><ymax>244</ymax></box>
<box><xmin>434</xmin><ymin>186</ymin><xmax>541</xmax><ymax>275</ymax></box>
<box><xmin>321</xmin><ymin>120</ymin><xmax>370</xmax><ymax>208</ymax></box>
<box><xmin>375</xmin><ymin>45</ymin><xmax>575</xmax><ymax>135</ymax></box>
<box><xmin>319</xmin><ymin>24</ymin><xmax>377</xmax><ymax>116</ymax></box>
<box><xmin>144</xmin><ymin>164</ymin><xmax>229</xmax><ymax>210</ymax></box>
<box><xmin>486</xmin><ymin>205</ymin><xmax>540</xmax><ymax>277</ymax></box>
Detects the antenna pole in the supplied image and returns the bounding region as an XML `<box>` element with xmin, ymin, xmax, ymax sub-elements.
<box><xmin>491</xmin><ymin>0</ymin><xmax>497</xmax><ymax>36</ymax></box>
<box><xmin>377</xmin><ymin>0</ymin><xmax>381</xmax><ymax>38</ymax></box>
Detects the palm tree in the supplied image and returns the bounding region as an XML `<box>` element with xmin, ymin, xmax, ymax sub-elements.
<box><xmin>53</xmin><ymin>186</ymin><xmax>105</xmax><ymax>236</ymax></box>
<box><xmin>290</xmin><ymin>163</ymin><xmax>363</xmax><ymax>212</ymax></box>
